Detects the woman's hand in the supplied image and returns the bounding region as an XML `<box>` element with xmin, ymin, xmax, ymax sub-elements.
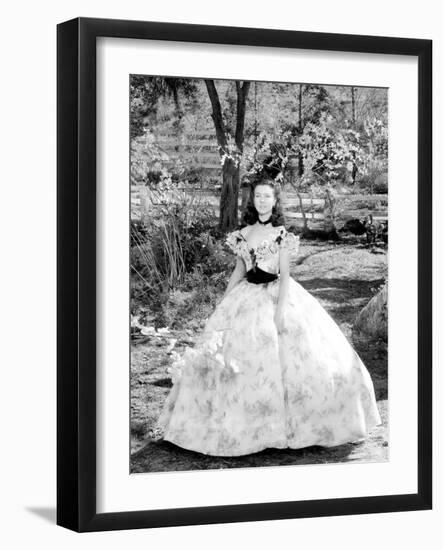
<box><xmin>224</xmin><ymin>256</ymin><xmax>246</xmax><ymax>298</ymax></box>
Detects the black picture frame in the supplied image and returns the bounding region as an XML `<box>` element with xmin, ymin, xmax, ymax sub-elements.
<box><xmin>57</xmin><ymin>17</ymin><xmax>432</xmax><ymax>532</ymax></box>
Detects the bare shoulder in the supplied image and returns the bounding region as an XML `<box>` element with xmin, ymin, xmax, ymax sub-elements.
<box><xmin>239</xmin><ymin>225</ymin><xmax>253</xmax><ymax>238</ymax></box>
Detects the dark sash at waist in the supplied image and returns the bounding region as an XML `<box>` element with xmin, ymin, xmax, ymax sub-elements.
<box><xmin>246</xmin><ymin>267</ymin><xmax>278</xmax><ymax>284</ymax></box>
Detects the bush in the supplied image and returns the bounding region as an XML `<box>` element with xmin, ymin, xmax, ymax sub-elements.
<box><xmin>163</xmin><ymin>256</ymin><xmax>232</xmax><ymax>330</ymax></box>
<box><xmin>358</xmin><ymin>162</ymin><xmax>388</xmax><ymax>194</ymax></box>
<box><xmin>372</xmin><ymin>173</ymin><xmax>388</xmax><ymax>194</ymax></box>
<box><xmin>131</xmin><ymin>193</ymin><xmax>217</xmax><ymax>287</ymax></box>
<box><xmin>130</xmin><ymin>189</ymin><xmax>234</xmax><ymax>328</ymax></box>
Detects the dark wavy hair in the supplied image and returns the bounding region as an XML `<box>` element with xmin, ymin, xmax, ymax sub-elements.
<box><xmin>241</xmin><ymin>177</ymin><xmax>286</xmax><ymax>227</ymax></box>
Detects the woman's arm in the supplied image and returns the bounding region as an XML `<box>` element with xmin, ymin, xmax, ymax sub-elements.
<box><xmin>275</xmin><ymin>246</ymin><xmax>290</xmax><ymax>330</ymax></box>
<box><xmin>224</xmin><ymin>256</ymin><xmax>246</xmax><ymax>296</ymax></box>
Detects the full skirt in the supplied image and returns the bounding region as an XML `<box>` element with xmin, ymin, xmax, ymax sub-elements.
<box><xmin>157</xmin><ymin>277</ymin><xmax>381</xmax><ymax>457</ymax></box>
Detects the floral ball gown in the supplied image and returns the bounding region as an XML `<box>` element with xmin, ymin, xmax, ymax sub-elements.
<box><xmin>157</xmin><ymin>226</ymin><xmax>381</xmax><ymax>456</ymax></box>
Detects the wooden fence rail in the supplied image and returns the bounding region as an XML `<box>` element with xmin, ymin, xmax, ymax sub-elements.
<box><xmin>131</xmin><ymin>186</ymin><xmax>388</xmax><ymax>224</ymax></box>
<box><xmin>131</xmin><ymin>185</ymin><xmax>388</xmax><ymax>202</ymax></box>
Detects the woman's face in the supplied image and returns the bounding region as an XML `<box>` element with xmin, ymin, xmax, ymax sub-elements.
<box><xmin>254</xmin><ymin>184</ymin><xmax>276</xmax><ymax>217</ymax></box>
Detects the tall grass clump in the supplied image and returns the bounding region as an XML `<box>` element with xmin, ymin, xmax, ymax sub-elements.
<box><xmin>130</xmin><ymin>184</ymin><xmax>232</xmax><ymax>327</ymax></box>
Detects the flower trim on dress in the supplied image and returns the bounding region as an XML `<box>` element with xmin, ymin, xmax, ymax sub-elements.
<box><xmin>226</xmin><ymin>227</ymin><xmax>300</xmax><ymax>257</ymax></box>
<box><xmin>167</xmin><ymin>329</ymin><xmax>242</xmax><ymax>385</ymax></box>
<box><xmin>253</xmin><ymin>238</ymin><xmax>279</xmax><ymax>264</ymax></box>
<box><xmin>276</xmin><ymin>228</ymin><xmax>300</xmax><ymax>256</ymax></box>
<box><xmin>225</xmin><ymin>230</ymin><xmax>248</xmax><ymax>255</ymax></box>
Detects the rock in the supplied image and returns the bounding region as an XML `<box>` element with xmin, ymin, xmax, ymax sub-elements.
<box><xmin>353</xmin><ymin>284</ymin><xmax>387</xmax><ymax>341</ymax></box>
<box><xmin>369</xmin><ymin>247</ymin><xmax>386</xmax><ymax>254</ymax></box>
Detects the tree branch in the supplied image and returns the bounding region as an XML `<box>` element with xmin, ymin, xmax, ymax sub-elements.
<box><xmin>204</xmin><ymin>80</ymin><xmax>227</xmax><ymax>148</ymax></box>
<box><xmin>235</xmin><ymin>81</ymin><xmax>251</xmax><ymax>150</ymax></box>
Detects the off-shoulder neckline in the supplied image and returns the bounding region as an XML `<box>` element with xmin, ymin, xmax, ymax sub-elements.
<box><xmin>234</xmin><ymin>225</ymin><xmax>286</xmax><ymax>236</ymax></box>
<box><xmin>233</xmin><ymin>226</ymin><xmax>287</xmax><ymax>251</ymax></box>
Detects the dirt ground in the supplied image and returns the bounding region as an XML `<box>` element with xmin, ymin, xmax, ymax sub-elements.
<box><xmin>130</xmin><ymin>240</ymin><xmax>388</xmax><ymax>473</ymax></box>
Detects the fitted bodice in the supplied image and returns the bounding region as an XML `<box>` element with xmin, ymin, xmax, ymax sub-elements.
<box><xmin>226</xmin><ymin>226</ymin><xmax>300</xmax><ymax>275</ymax></box>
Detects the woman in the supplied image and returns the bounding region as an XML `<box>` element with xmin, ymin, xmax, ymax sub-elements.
<box><xmin>157</xmin><ymin>178</ymin><xmax>381</xmax><ymax>457</ymax></box>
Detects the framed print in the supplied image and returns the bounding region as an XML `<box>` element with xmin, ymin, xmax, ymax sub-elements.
<box><xmin>57</xmin><ymin>17</ymin><xmax>432</xmax><ymax>532</ymax></box>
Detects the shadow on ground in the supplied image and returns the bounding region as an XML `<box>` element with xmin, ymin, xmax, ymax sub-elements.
<box><xmin>131</xmin><ymin>414</ymin><xmax>388</xmax><ymax>474</ymax></box>
<box><xmin>301</xmin><ymin>277</ymin><xmax>385</xmax><ymax>305</ymax></box>
<box><xmin>26</xmin><ymin>507</ymin><xmax>56</xmax><ymax>524</ymax></box>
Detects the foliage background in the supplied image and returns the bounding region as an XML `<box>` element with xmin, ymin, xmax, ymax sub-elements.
<box><xmin>130</xmin><ymin>77</ymin><xmax>388</xmax><ymax>335</ymax></box>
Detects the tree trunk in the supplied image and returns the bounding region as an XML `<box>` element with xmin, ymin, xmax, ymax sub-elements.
<box><xmin>323</xmin><ymin>188</ymin><xmax>337</xmax><ymax>231</ymax></box>
<box><xmin>351</xmin><ymin>87</ymin><xmax>357</xmax><ymax>185</ymax></box>
<box><xmin>253</xmin><ymin>82</ymin><xmax>258</xmax><ymax>156</ymax></box>
<box><xmin>235</xmin><ymin>81</ymin><xmax>250</xmax><ymax>149</ymax></box>
<box><xmin>204</xmin><ymin>79</ymin><xmax>250</xmax><ymax>232</ymax></box>
<box><xmin>204</xmin><ymin>80</ymin><xmax>227</xmax><ymax>149</ymax></box>
<box><xmin>351</xmin><ymin>153</ymin><xmax>358</xmax><ymax>186</ymax></box>
<box><xmin>297</xmin><ymin>191</ymin><xmax>308</xmax><ymax>230</ymax></box>
<box><xmin>219</xmin><ymin>158</ymin><xmax>240</xmax><ymax>230</ymax></box>
<box><xmin>351</xmin><ymin>87</ymin><xmax>356</xmax><ymax>125</ymax></box>
<box><xmin>171</xmin><ymin>86</ymin><xmax>183</xmax><ymax>120</ymax></box>
<box><xmin>298</xmin><ymin>84</ymin><xmax>304</xmax><ymax>177</ymax></box>
<box><xmin>298</xmin><ymin>152</ymin><xmax>304</xmax><ymax>178</ymax></box>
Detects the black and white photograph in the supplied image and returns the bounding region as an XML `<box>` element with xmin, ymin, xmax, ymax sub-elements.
<box><xmin>129</xmin><ymin>75</ymin><xmax>389</xmax><ymax>474</ymax></box>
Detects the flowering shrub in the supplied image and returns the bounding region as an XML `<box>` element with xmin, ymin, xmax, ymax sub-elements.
<box><xmin>219</xmin><ymin>133</ymin><xmax>242</xmax><ymax>168</ymax></box>
<box><xmin>130</xmin><ymin>129</ymin><xmax>170</xmax><ymax>186</ymax></box>
<box><xmin>131</xmin><ymin>185</ymin><xmax>233</xmax><ymax>330</ymax></box>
